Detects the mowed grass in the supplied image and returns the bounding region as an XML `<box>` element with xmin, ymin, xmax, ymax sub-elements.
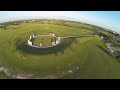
<box><xmin>31</xmin><ymin>36</ymin><xmax>55</xmax><ymax>46</ymax></box>
<box><xmin>0</xmin><ymin>23</ymin><xmax>120</xmax><ymax>78</ymax></box>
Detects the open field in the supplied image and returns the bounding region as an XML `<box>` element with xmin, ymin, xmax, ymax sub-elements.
<box><xmin>0</xmin><ymin>20</ymin><xmax>120</xmax><ymax>79</ymax></box>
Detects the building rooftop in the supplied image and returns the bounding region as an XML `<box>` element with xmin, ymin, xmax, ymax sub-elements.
<box><xmin>114</xmin><ymin>51</ymin><xmax>120</xmax><ymax>57</ymax></box>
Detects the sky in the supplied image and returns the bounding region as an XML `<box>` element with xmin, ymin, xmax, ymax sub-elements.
<box><xmin>0</xmin><ymin>11</ymin><xmax>120</xmax><ymax>33</ymax></box>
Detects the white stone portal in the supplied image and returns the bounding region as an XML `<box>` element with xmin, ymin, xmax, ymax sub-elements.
<box><xmin>101</xmin><ymin>36</ymin><xmax>103</xmax><ymax>39</ymax></box>
<box><xmin>52</xmin><ymin>42</ymin><xmax>55</xmax><ymax>46</ymax></box>
<box><xmin>49</xmin><ymin>33</ymin><xmax>52</xmax><ymax>36</ymax></box>
<box><xmin>52</xmin><ymin>34</ymin><xmax>55</xmax><ymax>37</ymax></box>
<box><xmin>28</xmin><ymin>40</ymin><xmax>32</xmax><ymax>46</ymax></box>
<box><xmin>30</xmin><ymin>36</ymin><xmax>32</xmax><ymax>39</ymax></box>
<box><xmin>58</xmin><ymin>37</ymin><xmax>60</xmax><ymax>41</ymax></box>
<box><xmin>56</xmin><ymin>40</ymin><xmax>59</xmax><ymax>44</ymax></box>
<box><xmin>40</xmin><ymin>43</ymin><xmax>42</xmax><ymax>47</ymax></box>
<box><xmin>33</xmin><ymin>34</ymin><xmax>35</xmax><ymax>37</ymax></box>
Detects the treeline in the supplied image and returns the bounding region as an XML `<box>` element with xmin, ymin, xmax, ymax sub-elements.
<box><xmin>0</xmin><ymin>19</ymin><xmax>108</xmax><ymax>33</ymax></box>
<box><xmin>97</xmin><ymin>32</ymin><xmax>119</xmax><ymax>45</ymax></box>
<box><xmin>0</xmin><ymin>19</ymin><xmax>103</xmax><ymax>31</ymax></box>
<box><xmin>30</xmin><ymin>19</ymin><xmax>100</xmax><ymax>31</ymax></box>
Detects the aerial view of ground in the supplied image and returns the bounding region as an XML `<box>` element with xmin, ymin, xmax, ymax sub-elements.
<box><xmin>0</xmin><ymin>19</ymin><xmax>120</xmax><ymax>79</ymax></box>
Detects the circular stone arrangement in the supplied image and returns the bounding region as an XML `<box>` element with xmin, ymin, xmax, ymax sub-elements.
<box><xmin>27</xmin><ymin>32</ymin><xmax>61</xmax><ymax>48</ymax></box>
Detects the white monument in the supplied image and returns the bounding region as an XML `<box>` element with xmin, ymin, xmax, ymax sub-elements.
<box><xmin>56</xmin><ymin>40</ymin><xmax>59</xmax><ymax>44</ymax></box>
<box><xmin>27</xmin><ymin>33</ymin><xmax>61</xmax><ymax>48</ymax></box>
<box><xmin>49</xmin><ymin>32</ymin><xmax>52</xmax><ymax>36</ymax></box>
<box><xmin>52</xmin><ymin>42</ymin><xmax>55</xmax><ymax>46</ymax></box>
<box><xmin>52</xmin><ymin>34</ymin><xmax>55</xmax><ymax>37</ymax></box>
<box><xmin>58</xmin><ymin>37</ymin><xmax>60</xmax><ymax>41</ymax></box>
<box><xmin>28</xmin><ymin>40</ymin><xmax>32</xmax><ymax>46</ymax></box>
<box><xmin>33</xmin><ymin>34</ymin><xmax>35</xmax><ymax>37</ymax></box>
<box><xmin>40</xmin><ymin>43</ymin><xmax>42</xmax><ymax>47</ymax></box>
<box><xmin>101</xmin><ymin>36</ymin><xmax>103</xmax><ymax>39</ymax></box>
<box><xmin>30</xmin><ymin>36</ymin><xmax>32</xmax><ymax>39</ymax></box>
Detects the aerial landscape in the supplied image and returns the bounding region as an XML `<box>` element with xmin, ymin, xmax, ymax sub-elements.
<box><xmin>0</xmin><ymin>11</ymin><xmax>120</xmax><ymax>79</ymax></box>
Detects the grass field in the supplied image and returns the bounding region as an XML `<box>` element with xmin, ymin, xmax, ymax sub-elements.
<box><xmin>31</xmin><ymin>36</ymin><xmax>55</xmax><ymax>46</ymax></box>
<box><xmin>0</xmin><ymin>20</ymin><xmax>120</xmax><ymax>79</ymax></box>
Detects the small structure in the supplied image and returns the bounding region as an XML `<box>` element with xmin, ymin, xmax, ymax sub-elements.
<box><xmin>106</xmin><ymin>43</ymin><xmax>120</xmax><ymax>58</ymax></box>
<box><xmin>114</xmin><ymin>51</ymin><xmax>120</xmax><ymax>58</ymax></box>
<box><xmin>40</xmin><ymin>43</ymin><xmax>42</xmax><ymax>47</ymax></box>
<box><xmin>106</xmin><ymin>43</ymin><xmax>114</xmax><ymax>47</ymax></box>
<box><xmin>56</xmin><ymin>40</ymin><xmax>59</xmax><ymax>44</ymax></box>
<box><xmin>69</xmin><ymin>70</ymin><xmax>73</xmax><ymax>73</ymax></box>
<box><xmin>101</xmin><ymin>36</ymin><xmax>103</xmax><ymax>39</ymax></box>
<box><xmin>27</xmin><ymin>33</ymin><xmax>61</xmax><ymax>48</ymax></box>
<box><xmin>52</xmin><ymin>42</ymin><xmax>55</xmax><ymax>46</ymax></box>
<box><xmin>49</xmin><ymin>32</ymin><xmax>52</xmax><ymax>36</ymax></box>
<box><xmin>30</xmin><ymin>36</ymin><xmax>32</xmax><ymax>39</ymax></box>
<box><xmin>52</xmin><ymin>34</ymin><xmax>55</xmax><ymax>37</ymax></box>
<box><xmin>33</xmin><ymin>34</ymin><xmax>35</xmax><ymax>37</ymax></box>
<box><xmin>58</xmin><ymin>37</ymin><xmax>61</xmax><ymax>41</ymax></box>
<box><xmin>106</xmin><ymin>43</ymin><xmax>115</xmax><ymax>53</ymax></box>
<box><xmin>28</xmin><ymin>40</ymin><xmax>32</xmax><ymax>46</ymax></box>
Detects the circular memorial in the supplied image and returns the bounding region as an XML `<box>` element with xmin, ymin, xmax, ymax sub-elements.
<box><xmin>27</xmin><ymin>33</ymin><xmax>61</xmax><ymax>48</ymax></box>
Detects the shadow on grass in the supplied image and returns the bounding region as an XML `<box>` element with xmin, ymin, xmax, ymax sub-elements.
<box><xmin>15</xmin><ymin>37</ymin><xmax>78</xmax><ymax>56</ymax></box>
<box><xmin>96</xmin><ymin>45</ymin><xmax>111</xmax><ymax>56</ymax></box>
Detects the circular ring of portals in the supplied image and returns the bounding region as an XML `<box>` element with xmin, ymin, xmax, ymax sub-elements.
<box><xmin>27</xmin><ymin>32</ymin><xmax>61</xmax><ymax>48</ymax></box>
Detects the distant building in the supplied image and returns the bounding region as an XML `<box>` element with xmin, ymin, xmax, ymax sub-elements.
<box><xmin>106</xmin><ymin>43</ymin><xmax>114</xmax><ymax>53</ymax></box>
<box><xmin>106</xmin><ymin>43</ymin><xmax>120</xmax><ymax>58</ymax></box>
<box><xmin>114</xmin><ymin>51</ymin><xmax>120</xmax><ymax>58</ymax></box>
<box><xmin>106</xmin><ymin>43</ymin><xmax>114</xmax><ymax>47</ymax></box>
<box><xmin>117</xmin><ymin>36</ymin><xmax>120</xmax><ymax>38</ymax></box>
<box><xmin>101</xmin><ymin>36</ymin><xmax>103</xmax><ymax>39</ymax></box>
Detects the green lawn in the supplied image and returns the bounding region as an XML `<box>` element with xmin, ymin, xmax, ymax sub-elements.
<box><xmin>31</xmin><ymin>36</ymin><xmax>55</xmax><ymax>46</ymax></box>
<box><xmin>0</xmin><ymin>20</ymin><xmax>120</xmax><ymax>79</ymax></box>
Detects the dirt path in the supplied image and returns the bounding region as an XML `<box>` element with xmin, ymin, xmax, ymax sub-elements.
<box><xmin>61</xmin><ymin>35</ymin><xmax>94</xmax><ymax>39</ymax></box>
